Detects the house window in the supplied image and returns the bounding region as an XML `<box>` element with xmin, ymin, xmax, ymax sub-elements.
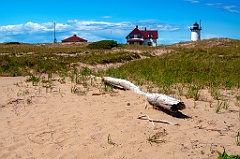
<box><xmin>129</xmin><ymin>34</ymin><xmax>134</xmax><ymax>38</ymax></box>
<box><xmin>148</xmin><ymin>42</ymin><xmax>152</xmax><ymax>46</ymax></box>
<box><xmin>148</xmin><ymin>34</ymin><xmax>153</xmax><ymax>38</ymax></box>
<box><xmin>137</xmin><ymin>34</ymin><xmax>142</xmax><ymax>38</ymax></box>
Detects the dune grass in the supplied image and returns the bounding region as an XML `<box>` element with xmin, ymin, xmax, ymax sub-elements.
<box><xmin>1</xmin><ymin>38</ymin><xmax>239</xmax><ymax>90</ymax></box>
<box><xmin>0</xmin><ymin>43</ymin><xmax>140</xmax><ymax>76</ymax></box>
<box><xmin>0</xmin><ymin>43</ymin><xmax>88</xmax><ymax>54</ymax></box>
<box><xmin>106</xmin><ymin>43</ymin><xmax>240</xmax><ymax>89</ymax></box>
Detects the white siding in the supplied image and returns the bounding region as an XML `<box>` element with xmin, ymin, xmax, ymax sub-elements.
<box><xmin>143</xmin><ymin>38</ymin><xmax>157</xmax><ymax>46</ymax></box>
<box><xmin>191</xmin><ymin>30</ymin><xmax>201</xmax><ymax>41</ymax></box>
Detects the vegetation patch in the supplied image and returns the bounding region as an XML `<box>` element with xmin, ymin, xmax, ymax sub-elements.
<box><xmin>106</xmin><ymin>42</ymin><xmax>240</xmax><ymax>89</ymax></box>
<box><xmin>4</xmin><ymin>42</ymin><xmax>21</xmax><ymax>45</ymax></box>
<box><xmin>217</xmin><ymin>149</ymin><xmax>240</xmax><ymax>159</ymax></box>
<box><xmin>87</xmin><ymin>40</ymin><xmax>118</xmax><ymax>49</ymax></box>
<box><xmin>1</xmin><ymin>38</ymin><xmax>239</xmax><ymax>90</ymax></box>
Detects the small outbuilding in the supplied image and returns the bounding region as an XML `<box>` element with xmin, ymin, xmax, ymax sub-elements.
<box><xmin>62</xmin><ymin>34</ymin><xmax>87</xmax><ymax>43</ymax></box>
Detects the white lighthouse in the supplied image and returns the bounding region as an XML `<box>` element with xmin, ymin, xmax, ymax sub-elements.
<box><xmin>190</xmin><ymin>21</ymin><xmax>202</xmax><ymax>41</ymax></box>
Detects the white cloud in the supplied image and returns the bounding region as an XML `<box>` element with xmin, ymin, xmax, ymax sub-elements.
<box><xmin>137</xmin><ymin>20</ymin><xmax>180</xmax><ymax>31</ymax></box>
<box><xmin>55</xmin><ymin>23</ymin><xmax>71</xmax><ymax>31</ymax></box>
<box><xmin>206</xmin><ymin>3</ymin><xmax>222</xmax><ymax>7</ymax></box>
<box><xmin>0</xmin><ymin>20</ymin><xmax>181</xmax><ymax>44</ymax></box>
<box><xmin>0</xmin><ymin>22</ymin><xmax>54</xmax><ymax>35</ymax></box>
<box><xmin>0</xmin><ymin>24</ymin><xmax>24</xmax><ymax>34</ymax></box>
<box><xmin>202</xmin><ymin>33</ymin><xmax>220</xmax><ymax>39</ymax></box>
<box><xmin>206</xmin><ymin>2</ymin><xmax>240</xmax><ymax>14</ymax></box>
<box><xmin>101</xmin><ymin>16</ymin><xmax>112</xmax><ymax>19</ymax></box>
<box><xmin>157</xmin><ymin>24</ymin><xmax>180</xmax><ymax>31</ymax></box>
<box><xmin>185</xmin><ymin>0</ymin><xmax>200</xmax><ymax>3</ymax></box>
<box><xmin>222</xmin><ymin>5</ymin><xmax>240</xmax><ymax>13</ymax></box>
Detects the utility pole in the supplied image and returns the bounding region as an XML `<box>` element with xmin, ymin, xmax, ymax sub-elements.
<box><xmin>54</xmin><ymin>22</ymin><xmax>57</xmax><ymax>43</ymax></box>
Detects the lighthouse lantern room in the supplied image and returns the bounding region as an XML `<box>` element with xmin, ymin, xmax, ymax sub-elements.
<box><xmin>190</xmin><ymin>21</ymin><xmax>202</xmax><ymax>41</ymax></box>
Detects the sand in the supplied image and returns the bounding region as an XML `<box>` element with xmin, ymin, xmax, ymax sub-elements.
<box><xmin>0</xmin><ymin>76</ymin><xmax>239</xmax><ymax>159</ymax></box>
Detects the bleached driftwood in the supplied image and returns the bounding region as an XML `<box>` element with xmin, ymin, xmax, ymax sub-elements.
<box><xmin>137</xmin><ymin>114</ymin><xmax>178</xmax><ymax>126</ymax></box>
<box><xmin>103</xmin><ymin>77</ymin><xmax>185</xmax><ymax>112</ymax></box>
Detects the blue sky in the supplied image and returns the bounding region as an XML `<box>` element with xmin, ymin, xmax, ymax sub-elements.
<box><xmin>0</xmin><ymin>0</ymin><xmax>239</xmax><ymax>44</ymax></box>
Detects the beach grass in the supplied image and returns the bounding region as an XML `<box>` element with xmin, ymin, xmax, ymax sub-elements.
<box><xmin>106</xmin><ymin>40</ymin><xmax>240</xmax><ymax>89</ymax></box>
<box><xmin>1</xmin><ymin>38</ymin><xmax>240</xmax><ymax>90</ymax></box>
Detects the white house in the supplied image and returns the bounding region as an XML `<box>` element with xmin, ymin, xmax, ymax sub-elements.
<box><xmin>126</xmin><ymin>25</ymin><xmax>158</xmax><ymax>46</ymax></box>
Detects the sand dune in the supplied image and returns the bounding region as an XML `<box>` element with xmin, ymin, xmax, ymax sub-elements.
<box><xmin>0</xmin><ymin>77</ymin><xmax>239</xmax><ymax>158</ymax></box>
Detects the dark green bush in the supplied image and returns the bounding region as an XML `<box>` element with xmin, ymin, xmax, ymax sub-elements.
<box><xmin>217</xmin><ymin>149</ymin><xmax>240</xmax><ymax>159</ymax></box>
<box><xmin>4</xmin><ymin>42</ymin><xmax>21</xmax><ymax>45</ymax></box>
<box><xmin>87</xmin><ymin>40</ymin><xmax>118</xmax><ymax>49</ymax></box>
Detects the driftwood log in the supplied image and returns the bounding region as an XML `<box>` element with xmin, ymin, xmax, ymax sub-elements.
<box><xmin>137</xmin><ymin>114</ymin><xmax>179</xmax><ymax>125</ymax></box>
<box><xmin>103</xmin><ymin>77</ymin><xmax>185</xmax><ymax>112</ymax></box>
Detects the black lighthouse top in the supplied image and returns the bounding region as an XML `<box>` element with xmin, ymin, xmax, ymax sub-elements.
<box><xmin>190</xmin><ymin>22</ymin><xmax>202</xmax><ymax>31</ymax></box>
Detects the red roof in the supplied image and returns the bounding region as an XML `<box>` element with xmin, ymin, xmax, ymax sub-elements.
<box><xmin>129</xmin><ymin>26</ymin><xmax>143</xmax><ymax>35</ymax></box>
<box><xmin>140</xmin><ymin>30</ymin><xmax>158</xmax><ymax>39</ymax></box>
<box><xmin>126</xmin><ymin>26</ymin><xmax>158</xmax><ymax>39</ymax></box>
<box><xmin>62</xmin><ymin>34</ymin><xmax>87</xmax><ymax>43</ymax></box>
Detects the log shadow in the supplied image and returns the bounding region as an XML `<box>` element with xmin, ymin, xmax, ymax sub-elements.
<box><xmin>104</xmin><ymin>82</ymin><xmax>126</xmax><ymax>90</ymax></box>
<box><xmin>154</xmin><ymin>107</ymin><xmax>191</xmax><ymax>119</ymax></box>
<box><xmin>163</xmin><ymin>110</ymin><xmax>191</xmax><ymax>119</ymax></box>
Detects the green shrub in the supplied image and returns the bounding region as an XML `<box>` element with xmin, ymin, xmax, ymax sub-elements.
<box><xmin>186</xmin><ymin>85</ymin><xmax>200</xmax><ymax>100</ymax></box>
<box><xmin>87</xmin><ymin>40</ymin><xmax>118</xmax><ymax>49</ymax></box>
<box><xmin>4</xmin><ymin>42</ymin><xmax>21</xmax><ymax>45</ymax></box>
<box><xmin>26</xmin><ymin>73</ymin><xmax>40</xmax><ymax>86</ymax></box>
<box><xmin>217</xmin><ymin>149</ymin><xmax>240</xmax><ymax>159</ymax></box>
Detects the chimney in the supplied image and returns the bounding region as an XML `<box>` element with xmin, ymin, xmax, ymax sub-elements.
<box><xmin>73</xmin><ymin>34</ymin><xmax>77</xmax><ymax>37</ymax></box>
<box><xmin>145</xmin><ymin>27</ymin><xmax>146</xmax><ymax>31</ymax></box>
<box><xmin>136</xmin><ymin>25</ymin><xmax>138</xmax><ymax>29</ymax></box>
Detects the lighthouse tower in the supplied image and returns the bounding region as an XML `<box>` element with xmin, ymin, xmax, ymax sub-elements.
<box><xmin>190</xmin><ymin>21</ymin><xmax>202</xmax><ymax>41</ymax></box>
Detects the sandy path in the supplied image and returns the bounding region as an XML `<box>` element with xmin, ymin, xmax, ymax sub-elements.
<box><xmin>0</xmin><ymin>77</ymin><xmax>239</xmax><ymax>158</ymax></box>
